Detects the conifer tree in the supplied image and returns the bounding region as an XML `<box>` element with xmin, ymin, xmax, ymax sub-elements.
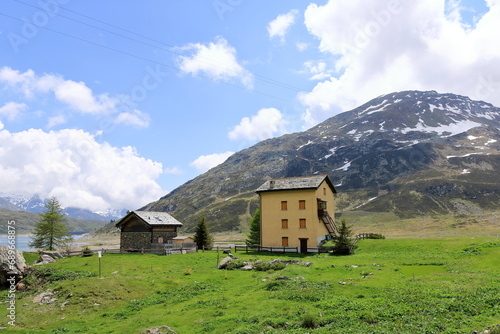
<box><xmin>245</xmin><ymin>209</ymin><xmax>261</xmax><ymax>246</ymax></box>
<box><xmin>29</xmin><ymin>197</ymin><xmax>73</xmax><ymax>251</ymax></box>
<box><xmin>330</xmin><ymin>219</ymin><xmax>357</xmax><ymax>255</ymax></box>
<box><xmin>193</xmin><ymin>216</ymin><xmax>213</xmax><ymax>250</ymax></box>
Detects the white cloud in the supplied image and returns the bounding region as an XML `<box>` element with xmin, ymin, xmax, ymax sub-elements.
<box><xmin>228</xmin><ymin>107</ymin><xmax>288</xmax><ymax>141</ymax></box>
<box><xmin>303</xmin><ymin>61</ymin><xmax>332</xmax><ymax>80</ymax></box>
<box><xmin>177</xmin><ymin>36</ymin><xmax>254</xmax><ymax>89</ymax></box>
<box><xmin>0</xmin><ymin>102</ymin><xmax>26</xmax><ymax>120</ymax></box>
<box><xmin>0</xmin><ymin>128</ymin><xmax>165</xmax><ymax>211</ymax></box>
<box><xmin>163</xmin><ymin>167</ymin><xmax>183</xmax><ymax>175</ymax></box>
<box><xmin>301</xmin><ymin>0</ymin><xmax>500</xmax><ymax>127</ymax></box>
<box><xmin>267</xmin><ymin>9</ymin><xmax>299</xmax><ymax>43</ymax></box>
<box><xmin>0</xmin><ymin>66</ymin><xmax>150</xmax><ymax>126</ymax></box>
<box><xmin>47</xmin><ymin>115</ymin><xmax>67</xmax><ymax>128</ymax></box>
<box><xmin>190</xmin><ymin>151</ymin><xmax>234</xmax><ymax>173</ymax></box>
<box><xmin>114</xmin><ymin>109</ymin><xmax>150</xmax><ymax>128</ymax></box>
<box><xmin>296</xmin><ymin>41</ymin><xmax>309</xmax><ymax>51</ymax></box>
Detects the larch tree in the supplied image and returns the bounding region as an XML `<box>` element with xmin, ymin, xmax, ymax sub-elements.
<box><xmin>29</xmin><ymin>197</ymin><xmax>73</xmax><ymax>251</ymax></box>
<box><xmin>245</xmin><ymin>208</ymin><xmax>261</xmax><ymax>246</ymax></box>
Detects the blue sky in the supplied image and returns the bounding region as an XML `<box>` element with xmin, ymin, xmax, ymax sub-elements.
<box><xmin>0</xmin><ymin>0</ymin><xmax>498</xmax><ymax>212</ymax></box>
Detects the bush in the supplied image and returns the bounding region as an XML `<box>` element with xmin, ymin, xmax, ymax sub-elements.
<box><xmin>301</xmin><ymin>312</ymin><xmax>318</xmax><ymax>329</ymax></box>
<box><xmin>82</xmin><ymin>247</ymin><xmax>93</xmax><ymax>257</ymax></box>
<box><xmin>254</xmin><ymin>262</ymin><xmax>286</xmax><ymax>271</ymax></box>
<box><xmin>226</xmin><ymin>259</ymin><xmax>246</xmax><ymax>270</ymax></box>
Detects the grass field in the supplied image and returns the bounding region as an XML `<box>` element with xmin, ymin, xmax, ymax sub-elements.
<box><xmin>2</xmin><ymin>237</ymin><xmax>499</xmax><ymax>333</ymax></box>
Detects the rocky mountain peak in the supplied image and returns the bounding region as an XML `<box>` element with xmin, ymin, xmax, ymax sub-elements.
<box><xmin>144</xmin><ymin>90</ymin><xmax>500</xmax><ymax>232</ymax></box>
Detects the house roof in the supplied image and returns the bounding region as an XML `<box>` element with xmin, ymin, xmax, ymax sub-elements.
<box><xmin>115</xmin><ymin>210</ymin><xmax>183</xmax><ymax>228</ymax></box>
<box><xmin>256</xmin><ymin>174</ymin><xmax>337</xmax><ymax>193</ymax></box>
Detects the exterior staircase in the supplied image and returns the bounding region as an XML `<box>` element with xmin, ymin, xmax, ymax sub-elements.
<box><xmin>321</xmin><ymin>212</ymin><xmax>338</xmax><ymax>237</ymax></box>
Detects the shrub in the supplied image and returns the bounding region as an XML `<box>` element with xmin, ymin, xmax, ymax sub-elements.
<box><xmin>301</xmin><ymin>312</ymin><xmax>318</xmax><ymax>329</ymax></box>
<box><xmin>226</xmin><ymin>259</ymin><xmax>246</xmax><ymax>270</ymax></box>
<box><xmin>82</xmin><ymin>247</ymin><xmax>93</xmax><ymax>257</ymax></box>
<box><xmin>254</xmin><ymin>262</ymin><xmax>285</xmax><ymax>271</ymax></box>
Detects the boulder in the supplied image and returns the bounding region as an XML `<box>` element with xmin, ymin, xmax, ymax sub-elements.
<box><xmin>0</xmin><ymin>245</ymin><xmax>27</xmax><ymax>286</ymax></box>
<box><xmin>217</xmin><ymin>256</ymin><xmax>233</xmax><ymax>269</ymax></box>
<box><xmin>39</xmin><ymin>251</ymin><xmax>63</xmax><ymax>259</ymax></box>
<box><xmin>222</xmin><ymin>249</ymin><xmax>237</xmax><ymax>259</ymax></box>
<box><xmin>240</xmin><ymin>264</ymin><xmax>254</xmax><ymax>271</ymax></box>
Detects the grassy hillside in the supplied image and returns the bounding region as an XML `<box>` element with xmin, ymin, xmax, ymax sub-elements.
<box><xmin>3</xmin><ymin>237</ymin><xmax>499</xmax><ymax>333</ymax></box>
<box><xmin>0</xmin><ymin>209</ymin><xmax>106</xmax><ymax>234</ymax></box>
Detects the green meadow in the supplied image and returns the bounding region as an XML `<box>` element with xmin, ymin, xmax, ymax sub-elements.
<box><xmin>2</xmin><ymin>238</ymin><xmax>500</xmax><ymax>333</ymax></box>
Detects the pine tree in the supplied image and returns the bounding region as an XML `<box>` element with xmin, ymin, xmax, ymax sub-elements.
<box><xmin>29</xmin><ymin>197</ymin><xmax>73</xmax><ymax>251</ymax></box>
<box><xmin>193</xmin><ymin>216</ymin><xmax>213</xmax><ymax>250</ymax></box>
<box><xmin>330</xmin><ymin>219</ymin><xmax>357</xmax><ymax>255</ymax></box>
<box><xmin>245</xmin><ymin>209</ymin><xmax>261</xmax><ymax>246</ymax></box>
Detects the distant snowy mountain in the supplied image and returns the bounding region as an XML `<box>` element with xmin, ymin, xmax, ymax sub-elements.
<box><xmin>0</xmin><ymin>193</ymin><xmax>127</xmax><ymax>222</ymax></box>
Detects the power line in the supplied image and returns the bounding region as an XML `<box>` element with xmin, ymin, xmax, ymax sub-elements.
<box><xmin>11</xmin><ymin>0</ymin><xmax>306</xmax><ymax>94</ymax></box>
<box><xmin>0</xmin><ymin>10</ymin><xmax>298</xmax><ymax>104</ymax></box>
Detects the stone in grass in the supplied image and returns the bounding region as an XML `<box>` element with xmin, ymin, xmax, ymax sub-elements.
<box><xmin>217</xmin><ymin>256</ymin><xmax>233</xmax><ymax>269</ymax></box>
<box><xmin>142</xmin><ymin>326</ymin><xmax>177</xmax><ymax>334</ymax></box>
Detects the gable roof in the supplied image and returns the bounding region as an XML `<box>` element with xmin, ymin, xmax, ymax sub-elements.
<box><xmin>115</xmin><ymin>210</ymin><xmax>183</xmax><ymax>228</ymax></box>
<box><xmin>256</xmin><ymin>174</ymin><xmax>336</xmax><ymax>193</ymax></box>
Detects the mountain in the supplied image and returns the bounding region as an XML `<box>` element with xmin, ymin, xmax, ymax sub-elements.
<box><xmin>145</xmin><ymin>90</ymin><xmax>499</xmax><ymax>232</ymax></box>
<box><xmin>0</xmin><ymin>208</ymin><xmax>107</xmax><ymax>234</ymax></box>
<box><xmin>0</xmin><ymin>194</ymin><xmax>127</xmax><ymax>222</ymax></box>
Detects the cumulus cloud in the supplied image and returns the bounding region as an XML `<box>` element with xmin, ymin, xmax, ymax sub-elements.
<box><xmin>190</xmin><ymin>151</ymin><xmax>234</xmax><ymax>173</ymax></box>
<box><xmin>228</xmin><ymin>107</ymin><xmax>288</xmax><ymax>141</ymax></box>
<box><xmin>267</xmin><ymin>9</ymin><xmax>299</xmax><ymax>43</ymax></box>
<box><xmin>0</xmin><ymin>101</ymin><xmax>26</xmax><ymax>120</ymax></box>
<box><xmin>0</xmin><ymin>128</ymin><xmax>165</xmax><ymax>211</ymax></box>
<box><xmin>176</xmin><ymin>36</ymin><xmax>254</xmax><ymax>89</ymax></box>
<box><xmin>0</xmin><ymin>66</ymin><xmax>150</xmax><ymax>126</ymax></box>
<box><xmin>300</xmin><ymin>0</ymin><xmax>500</xmax><ymax>127</ymax></box>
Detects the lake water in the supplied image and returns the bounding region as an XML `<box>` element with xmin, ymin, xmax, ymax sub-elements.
<box><xmin>0</xmin><ymin>234</ymin><xmax>86</xmax><ymax>252</ymax></box>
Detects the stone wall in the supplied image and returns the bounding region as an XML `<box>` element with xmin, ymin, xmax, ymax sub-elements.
<box><xmin>120</xmin><ymin>232</ymin><xmax>151</xmax><ymax>250</ymax></box>
<box><xmin>152</xmin><ymin>231</ymin><xmax>177</xmax><ymax>243</ymax></box>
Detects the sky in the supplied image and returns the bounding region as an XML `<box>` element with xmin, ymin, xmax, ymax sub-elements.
<box><xmin>0</xmin><ymin>0</ymin><xmax>499</xmax><ymax>213</ymax></box>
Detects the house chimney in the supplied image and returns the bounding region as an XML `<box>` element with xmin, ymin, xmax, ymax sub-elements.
<box><xmin>269</xmin><ymin>180</ymin><xmax>275</xmax><ymax>189</ymax></box>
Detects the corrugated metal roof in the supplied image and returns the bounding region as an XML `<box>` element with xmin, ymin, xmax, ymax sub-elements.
<box><xmin>133</xmin><ymin>210</ymin><xmax>183</xmax><ymax>226</ymax></box>
<box><xmin>256</xmin><ymin>175</ymin><xmax>335</xmax><ymax>193</ymax></box>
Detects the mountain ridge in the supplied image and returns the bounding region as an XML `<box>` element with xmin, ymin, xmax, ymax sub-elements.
<box><xmin>142</xmin><ymin>90</ymin><xmax>500</xmax><ymax>233</ymax></box>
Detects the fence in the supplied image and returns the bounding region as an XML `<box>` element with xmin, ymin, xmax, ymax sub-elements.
<box><xmin>62</xmin><ymin>243</ymin><xmax>198</xmax><ymax>257</ymax></box>
<box><xmin>232</xmin><ymin>245</ymin><xmax>335</xmax><ymax>254</ymax></box>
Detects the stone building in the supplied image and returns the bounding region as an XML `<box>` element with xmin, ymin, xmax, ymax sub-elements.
<box><xmin>116</xmin><ymin>211</ymin><xmax>183</xmax><ymax>250</ymax></box>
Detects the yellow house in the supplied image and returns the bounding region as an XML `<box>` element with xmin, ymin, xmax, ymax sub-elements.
<box><xmin>256</xmin><ymin>175</ymin><xmax>337</xmax><ymax>253</ymax></box>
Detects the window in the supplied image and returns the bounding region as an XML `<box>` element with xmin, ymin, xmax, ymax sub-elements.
<box><xmin>299</xmin><ymin>200</ymin><xmax>306</xmax><ymax>210</ymax></box>
<box><xmin>282</xmin><ymin>237</ymin><xmax>289</xmax><ymax>247</ymax></box>
<box><xmin>281</xmin><ymin>219</ymin><xmax>288</xmax><ymax>229</ymax></box>
<box><xmin>323</xmin><ymin>188</ymin><xmax>327</xmax><ymax>195</ymax></box>
<box><xmin>281</xmin><ymin>201</ymin><xmax>288</xmax><ymax>210</ymax></box>
<box><xmin>299</xmin><ymin>218</ymin><xmax>307</xmax><ymax>229</ymax></box>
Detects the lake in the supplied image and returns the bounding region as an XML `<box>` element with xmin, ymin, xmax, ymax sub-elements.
<box><xmin>0</xmin><ymin>234</ymin><xmax>86</xmax><ymax>252</ymax></box>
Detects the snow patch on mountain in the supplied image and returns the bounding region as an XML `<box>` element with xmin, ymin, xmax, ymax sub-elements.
<box><xmin>401</xmin><ymin>119</ymin><xmax>482</xmax><ymax>137</ymax></box>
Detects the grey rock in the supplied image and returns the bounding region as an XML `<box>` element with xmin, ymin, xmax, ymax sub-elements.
<box><xmin>142</xmin><ymin>326</ymin><xmax>177</xmax><ymax>334</ymax></box>
<box><xmin>0</xmin><ymin>245</ymin><xmax>27</xmax><ymax>286</ymax></box>
<box><xmin>240</xmin><ymin>264</ymin><xmax>254</xmax><ymax>271</ymax></box>
<box><xmin>217</xmin><ymin>256</ymin><xmax>233</xmax><ymax>269</ymax></box>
